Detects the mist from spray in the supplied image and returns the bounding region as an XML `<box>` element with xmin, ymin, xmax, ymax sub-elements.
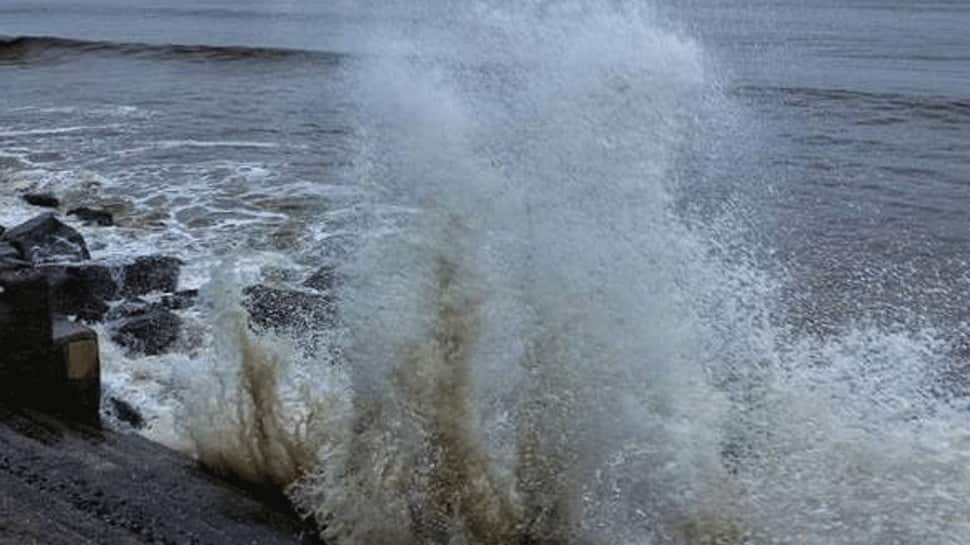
<box><xmin>173</xmin><ymin>2</ymin><xmax>970</xmax><ymax>544</ymax></box>
<box><xmin>290</xmin><ymin>3</ymin><xmax>756</xmax><ymax>544</ymax></box>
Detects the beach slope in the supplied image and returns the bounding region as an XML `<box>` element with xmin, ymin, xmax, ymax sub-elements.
<box><xmin>0</xmin><ymin>405</ymin><xmax>317</xmax><ymax>545</ymax></box>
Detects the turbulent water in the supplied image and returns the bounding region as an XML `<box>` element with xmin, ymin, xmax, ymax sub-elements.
<box><xmin>4</xmin><ymin>1</ymin><xmax>970</xmax><ymax>544</ymax></box>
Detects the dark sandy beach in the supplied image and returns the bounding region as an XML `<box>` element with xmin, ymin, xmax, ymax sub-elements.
<box><xmin>0</xmin><ymin>405</ymin><xmax>317</xmax><ymax>545</ymax></box>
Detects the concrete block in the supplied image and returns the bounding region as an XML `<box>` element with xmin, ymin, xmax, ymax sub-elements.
<box><xmin>0</xmin><ymin>269</ymin><xmax>101</xmax><ymax>425</ymax></box>
<box><xmin>51</xmin><ymin>319</ymin><xmax>101</xmax><ymax>424</ymax></box>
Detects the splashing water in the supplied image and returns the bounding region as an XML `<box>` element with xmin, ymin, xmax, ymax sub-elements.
<box><xmin>174</xmin><ymin>2</ymin><xmax>970</xmax><ymax>544</ymax></box>
<box><xmin>179</xmin><ymin>265</ymin><xmax>345</xmax><ymax>490</ymax></box>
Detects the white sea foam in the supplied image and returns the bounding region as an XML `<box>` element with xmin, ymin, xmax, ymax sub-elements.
<box><xmin>115</xmin><ymin>140</ymin><xmax>302</xmax><ymax>157</ymax></box>
<box><xmin>9</xmin><ymin>105</ymin><xmax>146</xmax><ymax>117</ymax></box>
<box><xmin>0</xmin><ymin>124</ymin><xmax>123</xmax><ymax>137</ymax></box>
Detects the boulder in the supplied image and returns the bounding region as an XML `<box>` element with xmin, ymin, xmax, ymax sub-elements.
<box><xmin>107</xmin><ymin>396</ymin><xmax>145</xmax><ymax>429</ymax></box>
<box><xmin>243</xmin><ymin>284</ymin><xmax>335</xmax><ymax>333</ymax></box>
<box><xmin>35</xmin><ymin>255</ymin><xmax>182</xmax><ymax>322</ymax></box>
<box><xmin>111</xmin><ymin>307</ymin><xmax>181</xmax><ymax>356</ymax></box>
<box><xmin>122</xmin><ymin>255</ymin><xmax>182</xmax><ymax>297</ymax></box>
<box><xmin>0</xmin><ymin>241</ymin><xmax>30</xmax><ymax>270</ymax></box>
<box><xmin>68</xmin><ymin>206</ymin><xmax>114</xmax><ymax>226</ymax></box>
<box><xmin>2</xmin><ymin>212</ymin><xmax>90</xmax><ymax>263</ymax></box>
<box><xmin>38</xmin><ymin>263</ymin><xmax>116</xmax><ymax>321</ymax></box>
<box><xmin>0</xmin><ymin>241</ymin><xmax>21</xmax><ymax>260</ymax></box>
<box><xmin>22</xmin><ymin>192</ymin><xmax>60</xmax><ymax>208</ymax></box>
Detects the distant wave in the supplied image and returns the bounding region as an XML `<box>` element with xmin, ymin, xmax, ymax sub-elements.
<box><xmin>0</xmin><ymin>34</ymin><xmax>344</xmax><ymax>65</ymax></box>
<box><xmin>738</xmin><ymin>85</ymin><xmax>970</xmax><ymax>121</ymax></box>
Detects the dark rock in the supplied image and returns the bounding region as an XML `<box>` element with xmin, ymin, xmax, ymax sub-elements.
<box><xmin>302</xmin><ymin>264</ymin><xmax>337</xmax><ymax>292</ymax></box>
<box><xmin>111</xmin><ymin>308</ymin><xmax>180</xmax><ymax>356</ymax></box>
<box><xmin>38</xmin><ymin>263</ymin><xmax>116</xmax><ymax>322</ymax></box>
<box><xmin>22</xmin><ymin>192</ymin><xmax>60</xmax><ymax>208</ymax></box>
<box><xmin>68</xmin><ymin>206</ymin><xmax>114</xmax><ymax>226</ymax></box>
<box><xmin>0</xmin><ymin>269</ymin><xmax>53</xmax><ymax>405</ymax></box>
<box><xmin>122</xmin><ymin>255</ymin><xmax>182</xmax><ymax>297</ymax></box>
<box><xmin>0</xmin><ymin>241</ymin><xmax>22</xmax><ymax>260</ymax></box>
<box><xmin>243</xmin><ymin>285</ymin><xmax>335</xmax><ymax>333</ymax></box>
<box><xmin>161</xmin><ymin>289</ymin><xmax>198</xmax><ymax>310</ymax></box>
<box><xmin>0</xmin><ymin>258</ymin><xmax>31</xmax><ymax>271</ymax></box>
<box><xmin>32</xmin><ymin>255</ymin><xmax>182</xmax><ymax>323</ymax></box>
<box><xmin>2</xmin><ymin>213</ymin><xmax>90</xmax><ymax>263</ymax></box>
<box><xmin>108</xmin><ymin>397</ymin><xmax>145</xmax><ymax>429</ymax></box>
<box><xmin>0</xmin><ymin>241</ymin><xmax>30</xmax><ymax>270</ymax></box>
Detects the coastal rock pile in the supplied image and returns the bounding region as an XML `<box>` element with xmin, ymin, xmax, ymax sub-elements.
<box><xmin>0</xmin><ymin>213</ymin><xmax>188</xmax><ymax>356</ymax></box>
<box><xmin>36</xmin><ymin>255</ymin><xmax>185</xmax><ymax>323</ymax></box>
<box><xmin>3</xmin><ymin>212</ymin><xmax>91</xmax><ymax>263</ymax></box>
<box><xmin>110</xmin><ymin>302</ymin><xmax>183</xmax><ymax>356</ymax></box>
<box><xmin>1</xmin><ymin>210</ymin><xmax>340</xmax><ymax>425</ymax></box>
<box><xmin>2</xmin><ymin>211</ymin><xmax>340</xmax><ymax>358</ymax></box>
<box><xmin>0</xmin><ymin>213</ymin><xmax>192</xmax><ymax>424</ymax></box>
<box><xmin>0</xmin><ymin>212</ymin><xmax>321</xmax><ymax>541</ymax></box>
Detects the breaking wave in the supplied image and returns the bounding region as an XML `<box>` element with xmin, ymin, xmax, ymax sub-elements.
<box><xmin>180</xmin><ymin>266</ymin><xmax>343</xmax><ymax>491</ymax></box>
<box><xmin>0</xmin><ymin>34</ymin><xmax>344</xmax><ymax>65</ymax></box>
<box><xmin>175</xmin><ymin>2</ymin><xmax>970</xmax><ymax>544</ymax></box>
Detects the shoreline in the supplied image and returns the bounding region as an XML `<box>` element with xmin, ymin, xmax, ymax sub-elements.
<box><xmin>0</xmin><ymin>206</ymin><xmax>327</xmax><ymax>544</ymax></box>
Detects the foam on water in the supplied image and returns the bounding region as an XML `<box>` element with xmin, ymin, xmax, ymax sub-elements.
<box><xmin>0</xmin><ymin>124</ymin><xmax>123</xmax><ymax>137</ymax></box>
<box><xmin>115</xmin><ymin>141</ymin><xmax>297</xmax><ymax>158</ymax></box>
<box><xmin>8</xmin><ymin>105</ymin><xmax>147</xmax><ymax>117</ymax></box>
<box><xmin>0</xmin><ymin>149</ymin><xmax>342</xmax><ymax>281</ymax></box>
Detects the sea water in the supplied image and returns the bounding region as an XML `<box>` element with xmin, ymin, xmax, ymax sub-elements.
<box><xmin>3</xmin><ymin>1</ymin><xmax>970</xmax><ymax>543</ymax></box>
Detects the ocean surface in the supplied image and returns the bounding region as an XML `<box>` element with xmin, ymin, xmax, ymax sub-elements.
<box><xmin>3</xmin><ymin>1</ymin><xmax>970</xmax><ymax>544</ymax></box>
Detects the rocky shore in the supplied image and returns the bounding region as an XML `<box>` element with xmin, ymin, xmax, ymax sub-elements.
<box><xmin>1</xmin><ymin>204</ymin><xmax>332</xmax><ymax>544</ymax></box>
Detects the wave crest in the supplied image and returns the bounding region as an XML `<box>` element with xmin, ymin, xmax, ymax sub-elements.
<box><xmin>0</xmin><ymin>34</ymin><xmax>343</xmax><ymax>65</ymax></box>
